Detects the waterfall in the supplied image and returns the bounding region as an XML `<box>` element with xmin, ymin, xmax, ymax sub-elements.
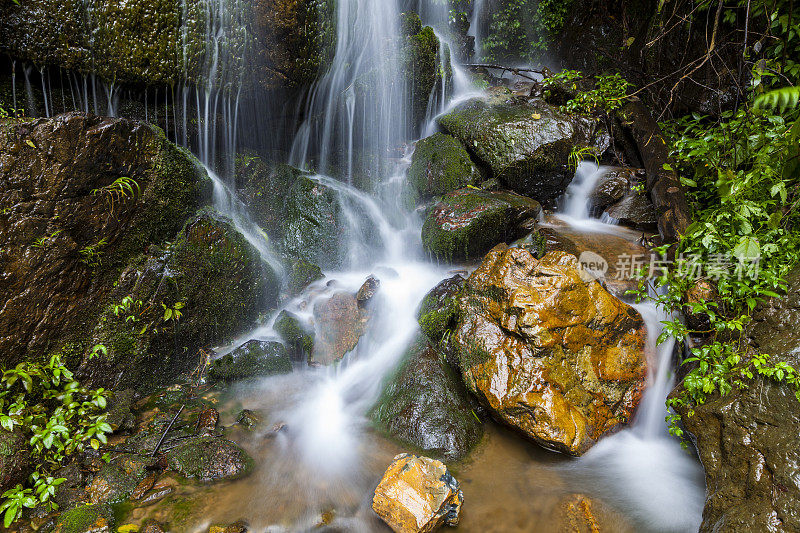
<box><xmin>469</xmin><ymin>0</ymin><xmax>486</xmax><ymax>61</ymax></box>
<box><xmin>289</xmin><ymin>0</ymin><xmax>409</xmax><ymax>178</ymax></box>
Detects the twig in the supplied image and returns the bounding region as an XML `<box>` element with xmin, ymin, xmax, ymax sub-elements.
<box><xmin>463</xmin><ymin>63</ymin><xmax>544</xmax><ymax>81</ymax></box>
<box><xmin>151</xmin><ymin>405</ymin><xmax>184</xmax><ymax>457</ymax></box>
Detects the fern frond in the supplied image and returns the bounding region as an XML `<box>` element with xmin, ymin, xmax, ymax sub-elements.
<box><xmin>754</xmin><ymin>87</ymin><xmax>800</xmax><ymax>112</ymax></box>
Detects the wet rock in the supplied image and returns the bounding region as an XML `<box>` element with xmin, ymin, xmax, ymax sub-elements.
<box><xmin>209</xmin><ymin>520</ymin><xmax>248</xmax><ymax>533</ymax></box>
<box><xmin>558</xmin><ymin>494</ymin><xmax>603</xmax><ymax>533</ymax></box>
<box><xmin>674</xmin><ymin>267</ymin><xmax>800</xmax><ymax>532</ymax></box>
<box><xmin>400</xmin><ymin>13</ymin><xmax>453</xmax><ymax>126</ymax></box>
<box><xmin>311</xmin><ymin>291</ymin><xmax>369</xmax><ymax>366</ymax></box>
<box><xmin>450</xmin><ymin>248</ymin><xmax>647</xmax><ymax>455</ymax></box>
<box><xmin>79</xmin><ymin>212</ymin><xmax>276</xmax><ymax>392</ymax></box>
<box><xmin>0</xmin><ymin>429</ymin><xmax>31</xmax><ymax>494</ymax></box>
<box><xmin>372</xmin><ymin>453</ymin><xmax>463</xmax><ymax>533</ymax></box>
<box><xmin>236</xmin><ymin>409</ymin><xmax>261</xmax><ymax>430</ymax></box>
<box><xmin>416</xmin><ymin>275</ymin><xmax>465</xmax><ymax>345</ymax></box>
<box><xmin>437</xmin><ymin>97</ymin><xmax>609</xmax><ymax>205</ymax></box>
<box><xmin>195</xmin><ymin>407</ymin><xmax>219</xmax><ymax>436</ymax></box>
<box><xmin>604</xmin><ymin>193</ymin><xmax>658</xmax><ymax>231</ymax></box>
<box><xmin>372</xmin><ymin>336</ymin><xmax>483</xmax><ymax>462</ymax></box>
<box><xmin>130</xmin><ymin>472</ymin><xmax>158</xmax><ymax>500</ymax></box>
<box><xmin>274</xmin><ymin>310</ymin><xmax>314</xmax><ymax>362</ymax></box>
<box><xmin>86</xmin><ymin>456</ymin><xmax>149</xmax><ymax>504</ymax></box>
<box><xmin>140</xmin><ymin>520</ymin><xmax>167</xmax><ymax>533</ymax></box>
<box><xmin>0</xmin><ymin>112</ymin><xmax>209</xmax><ymax>371</ymax></box>
<box><xmin>286</xmin><ymin>256</ymin><xmax>324</xmax><ymax>296</ymax></box>
<box><xmin>589</xmin><ymin>167</ymin><xmax>640</xmax><ymax>213</ymax></box>
<box><xmin>407</xmin><ymin>133</ymin><xmax>481</xmax><ymax>204</ymax></box>
<box><xmin>208</xmin><ymin>340</ymin><xmax>292</xmax><ymax>383</ymax></box>
<box><xmin>104</xmin><ymin>389</ymin><xmax>136</xmax><ymax>432</ymax></box>
<box><xmin>166</xmin><ymin>436</ymin><xmax>254</xmax><ymax>482</ymax></box>
<box><xmin>53</xmin><ymin>503</ymin><xmax>113</xmax><ymax>533</ymax></box>
<box><xmin>421</xmin><ymin>188</ymin><xmax>541</xmax><ymax>262</ymax></box>
<box><xmin>283</xmin><ymin>175</ymin><xmax>345</xmax><ymax>270</ymax></box>
<box><xmin>356</xmin><ymin>276</ymin><xmax>381</xmax><ymax>306</ymax></box>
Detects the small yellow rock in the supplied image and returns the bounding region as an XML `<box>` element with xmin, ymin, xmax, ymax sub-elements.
<box><xmin>372</xmin><ymin>453</ymin><xmax>462</xmax><ymax>533</ymax></box>
<box><xmin>117</xmin><ymin>525</ymin><xmax>140</xmax><ymax>533</ymax></box>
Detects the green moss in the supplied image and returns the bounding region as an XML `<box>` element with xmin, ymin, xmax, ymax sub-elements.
<box><xmin>274</xmin><ymin>310</ymin><xmax>314</xmax><ymax>360</ymax></box>
<box><xmin>207</xmin><ymin>340</ymin><xmax>292</xmax><ymax>383</ymax></box>
<box><xmin>55</xmin><ymin>503</ymin><xmax>114</xmax><ymax>533</ymax></box>
<box><xmin>407</xmin><ymin>133</ymin><xmax>481</xmax><ymax>205</ymax></box>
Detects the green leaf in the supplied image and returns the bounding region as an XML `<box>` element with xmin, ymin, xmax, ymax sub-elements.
<box><xmin>733</xmin><ymin>236</ymin><xmax>761</xmax><ymax>262</ymax></box>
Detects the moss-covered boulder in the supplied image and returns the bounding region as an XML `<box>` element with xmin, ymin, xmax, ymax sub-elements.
<box><xmin>283</xmin><ymin>175</ymin><xmax>345</xmax><ymax>270</ymax></box>
<box><xmin>437</xmin><ymin>97</ymin><xmax>609</xmax><ymax>205</ymax></box>
<box><xmin>166</xmin><ymin>436</ymin><xmax>254</xmax><ymax>482</ymax></box>
<box><xmin>274</xmin><ymin>310</ymin><xmax>314</xmax><ymax>362</ymax></box>
<box><xmin>372</xmin><ymin>336</ymin><xmax>483</xmax><ymax>462</ymax></box>
<box><xmin>0</xmin><ymin>112</ymin><xmax>209</xmax><ymax>370</ymax></box>
<box><xmin>417</xmin><ymin>275</ymin><xmax>465</xmax><ymax>345</ymax></box>
<box><xmin>449</xmin><ymin>248</ymin><xmax>647</xmax><ymax>455</ymax></box>
<box><xmin>421</xmin><ymin>188</ymin><xmax>541</xmax><ymax>262</ymax></box>
<box><xmin>0</xmin><ymin>429</ymin><xmax>31</xmax><ymax>494</ymax></box>
<box><xmin>407</xmin><ymin>133</ymin><xmax>481</xmax><ymax>204</ymax></box>
<box><xmin>54</xmin><ymin>503</ymin><xmax>114</xmax><ymax>533</ymax></box>
<box><xmin>79</xmin><ymin>211</ymin><xmax>276</xmax><ymax>392</ymax></box>
<box><xmin>400</xmin><ymin>12</ymin><xmax>453</xmax><ymax>126</ymax></box>
<box><xmin>208</xmin><ymin>340</ymin><xmax>292</xmax><ymax>383</ymax></box>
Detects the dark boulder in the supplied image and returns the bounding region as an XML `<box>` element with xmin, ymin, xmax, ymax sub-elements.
<box><xmin>274</xmin><ymin>310</ymin><xmax>314</xmax><ymax>362</ymax></box>
<box><xmin>675</xmin><ymin>267</ymin><xmax>800</xmax><ymax>531</ymax></box>
<box><xmin>421</xmin><ymin>188</ymin><xmax>541</xmax><ymax>262</ymax></box>
<box><xmin>208</xmin><ymin>340</ymin><xmax>292</xmax><ymax>383</ymax></box>
<box><xmin>437</xmin><ymin>96</ymin><xmax>609</xmax><ymax>205</ymax></box>
<box><xmin>372</xmin><ymin>336</ymin><xmax>483</xmax><ymax>462</ymax></box>
<box><xmin>604</xmin><ymin>193</ymin><xmax>658</xmax><ymax>231</ymax></box>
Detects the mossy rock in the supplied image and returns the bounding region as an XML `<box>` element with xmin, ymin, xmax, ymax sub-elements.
<box><xmin>274</xmin><ymin>310</ymin><xmax>314</xmax><ymax>362</ymax></box>
<box><xmin>283</xmin><ymin>175</ymin><xmax>344</xmax><ymax>269</ymax></box>
<box><xmin>421</xmin><ymin>188</ymin><xmax>541</xmax><ymax>262</ymax></box>
<box><xmin>407</xmin><ymin>133</ymin><xmax>482</xmax><ymax>205</ymax></box>
<box><xmin>208</xmin><ymin>340</ymin><xmax>292</xmax><ymax>383</ymax></box>
<box><xmin>166</xmin><ymin>436</ymin><xmax>254</xmax><ymax>482</ymax></box>
<box><xmin>286</xmin><ymin>255</ymin><xmax>324</xmax><ymax>295</ymax></box>
<box><xmin>371</xmin><ymin>336</ymin><xmax>483</xmax><ymax>462</ymax></box>
<box><xmin>417</xmin><ymin>275</ymin><xmax>465</xmax><ymax>345</ymax></box>
<box><xmin>437</xmin><ymin>97</ymin><xmax>609</xmax><ymax>205</ymax></box>
<box><xmin>80</xmin><ymin>211</ymin><xmax>276</xmax><ymax>392</ymax></box>
<box><xmin>54</xmin><ymin>503</ymin><xmax>114</xmax><ymax>533</ymax></box>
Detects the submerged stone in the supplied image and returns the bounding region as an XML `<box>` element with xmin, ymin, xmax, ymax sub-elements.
<box><xmin>437</xmin><ymin>97</ymin><xmax>609</xmax><ymax>205</ymax></box>
<box><xmin>450</xmin><ymin>248</ymin><xmax>647</xmax><ymax>455</ymax></box>
<box><xmin>421</xmin><ymin>188</ymin><xmax>541</xmax><ymax>262</ymax></box>
<box><xmin>208</xmin><ymin>340</ymin><xmax>292</xmax><ymax>383</ymax></box>
<box><xmin>372</xmin><ymin>453</ymin><xmax>463</xmax><ymax>533</ymax></box>
<box><xmin>372</xmin><ymin>336</ymin><xmax>483</xmax><ymax>462</ymax></box>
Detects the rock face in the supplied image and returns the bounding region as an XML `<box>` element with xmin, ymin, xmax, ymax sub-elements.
<box><xmin>449</xmin><ymin>248</ymin><xmax>647</xmax><ymax>455</ymax></box>
<box><xmin>407</xmin><ymin>133</ymin><xmax>481</xmax><ymax>203</ymax></box>
<box><xmin>0</xmin><ymin>429</ymin><xmax>31</xmax><ymax>494</ymax></box>
<box><xmin>311</xmin><ymin>291</ymin><xmax>369</xmax><ymax>365</ymax></box>
<box><xmin>0</xmin><ymin>112</ymin><xmax>208</xmax><ymax>370</ymax></box>
<box><xmin>208</xmin><ymin>340</ymin><xmax>292</xmax><ymax>383</ymax></box>
<box><xmin>421</xmin><ymin>189</ymin><xmax>541</xmax><ymax>262</ymax></box>
<box><xmin>589</xmin><ymin>167</ymin><xmax>638</xmax><ymax>213</ymax></box>
<box><xmin>372</xmin><ymin>336</ymin><xmax>483</xmax><ymax>462</ymax></box>
<box><xmin>675</xmin><ymin>267</ymin><xmax>800</xmax><ymax>532</ymax></box>
<box><xmin>437</xmin><ymin>97</ymin><xmax>609</xmax><ymax>205</ymax></box>
<box><xmin>1</xmin><ymin>0</ymin><xmax>334</xmax><ymax>90</ymax></box>
<box><xmin>604</xmin><ymin>193</ymin><xmax>658</xmax><ymax>231</ymax></box>
<box><xmin>372</xmin><ymin>453</ymin><xmax>463</xmax><ymax>533</ymax></box>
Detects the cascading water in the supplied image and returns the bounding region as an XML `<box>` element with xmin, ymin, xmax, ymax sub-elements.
<box><xmin>469</xmin><ymin>0</ymin><xmax>486</xmax><ymax>61</ymax></box>
<box><xmin>555</xmin><ymin>161</ymin><xmax>706</xmax><ymax>532</ymax></box>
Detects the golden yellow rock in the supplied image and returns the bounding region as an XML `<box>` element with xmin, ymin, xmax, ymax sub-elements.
<box><xmin>451</xmin><ymin>248</ymin><xmax>647</xmax><ymax>455</ymax></box>
<box><xmin>372</xmin><ymin>453</ymin><xmax>463</xmax><ymax>533</ymax></box>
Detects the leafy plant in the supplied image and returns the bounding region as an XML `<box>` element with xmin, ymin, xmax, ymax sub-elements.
<box><xmin>78</xmin><ymin>238</ymin><xmax>108</xmax><ymax>267</ymax></box>
<box><xmin>91</xmin><ymin>176</ymin><xmax>140</xmax><ymax>214</ymax></box>
<box><xmin>161</xmin><ymin>301</ymin><xmax>185</xmax><ymax>323</ymax></box>
<box><xmin>544</xmin><ymin>70</ymin><xmax>632</xmax><ymax>114</ymax></box>
<box><xmin>0</xmin><ymin>354</ymin><xmax>111</xmax><ymax>525</ymax></box>
<box><xmin>31</xmin><ymin>229</ymin><xmax>62</xmax><ymax>249</ymax></box>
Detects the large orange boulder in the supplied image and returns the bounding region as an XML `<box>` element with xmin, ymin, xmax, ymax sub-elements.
<box><xmin>372</xmin><ymin>453</ymin><xmax>462</xmax><ymax>533</ymax></box>
<box><xmin>449</xmin><ymin>247</ymin><xmax>647</xmax><ymax>455</ymax></box>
